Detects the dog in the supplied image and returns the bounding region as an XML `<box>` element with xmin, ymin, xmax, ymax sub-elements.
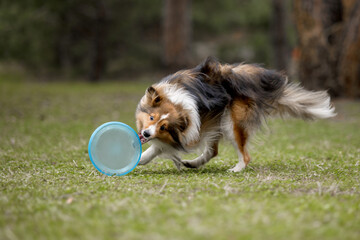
<box><xmin>135</xmin><ymin>57</ymin><xmax>336</xmax><ymax>172</ymax></box>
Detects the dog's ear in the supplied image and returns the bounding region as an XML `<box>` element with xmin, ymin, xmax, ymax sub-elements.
<box><xmin>178</xmin><ymin>115</ymin><xmax>189</xmax><ymax>132</ymax></box>
<box><xmin>198</xmin><ymin>57</ymin><xmax>221</xmax><ymax>75</ymax></box>
<box><xmin>146</xmin><ymin>86</ymin><xmax>156</xmax><ymax>95</ymax></box>
<box><xmin>195</xmin><ymin>56</ymin><xmax>223</xmax><ymax>80</ymax></box>
<box><xmin>145</xmin><ymin>86</ymin><xmax>162</xmax><ymax>106</ymax></box>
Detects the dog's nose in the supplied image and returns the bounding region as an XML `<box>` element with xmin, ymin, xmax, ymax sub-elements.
<box><xmin>143</xmin><ymin>130</ymin><xmax>150</xmax><ymax>138</ymax></box>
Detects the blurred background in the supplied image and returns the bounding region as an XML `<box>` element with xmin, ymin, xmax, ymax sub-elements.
<box><xmin>0</xmin><ymin>0</ymin><xmax>359</xmax><ymax>98</ymax></box>
<box><xmin>2</xmin><ymin>2</ymin><xmax>360</xmax><ymax>239</ymax></box>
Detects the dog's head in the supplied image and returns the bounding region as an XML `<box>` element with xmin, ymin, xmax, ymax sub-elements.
<box><xmin>136</xmin><ymin>86</ymin><xmax>189</xmax><ymax>149</ymax></box>
<box><xmin>136</xmin><ymin>58</ymin><xmax>222</xmax><ymax>148</ymax></box>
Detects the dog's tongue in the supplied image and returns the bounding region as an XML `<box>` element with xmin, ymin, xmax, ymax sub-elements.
<box><xmin>138</xmin><ymin>133</ymin><xmax>149</xmax><ymax>144</ymax></box>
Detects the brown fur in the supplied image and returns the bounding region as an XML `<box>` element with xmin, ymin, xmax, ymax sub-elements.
<box><xmin>230</xmin><ymin>98</ymin><xmax>253</xmax><ymax>166</ymax></box>
<box><xmin>211</xmin><ymin>141</ymin><xmax>219</xmax><ymax>158</ymax></box>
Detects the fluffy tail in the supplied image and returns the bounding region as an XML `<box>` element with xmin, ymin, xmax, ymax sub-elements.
<box><xmin>277</xmin><ymin>83</ymin><xmax>336</xmax><ymax>120</ymax></box>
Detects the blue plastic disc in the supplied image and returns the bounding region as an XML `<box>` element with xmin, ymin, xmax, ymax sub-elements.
<box><xmin>88</xmin><ymin>122</ymin><xmax>142</xmax><ymax>176</ymax></box>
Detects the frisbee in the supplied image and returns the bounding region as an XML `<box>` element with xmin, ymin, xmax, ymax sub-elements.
<box><xmin>88</xmin><ymin>122</ymin><xmax>142</xmax><ymax>176</ymax></box>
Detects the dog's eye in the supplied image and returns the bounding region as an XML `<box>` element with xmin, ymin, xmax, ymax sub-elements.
<box><xmin>150</xmin><ymin>116</ymin><xmax>154</xmax><ymax>121</ymax></box>
<box><xmin>160</xmin><ymin>125</ymin><xmax>165</xmax><ymax>131</ymax></box>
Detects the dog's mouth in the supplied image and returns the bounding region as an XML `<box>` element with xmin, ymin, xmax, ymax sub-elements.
<box><xmin>138</xmin><ymin>133</ymin><xmax>149</xmax><ymax>144</ymax></box>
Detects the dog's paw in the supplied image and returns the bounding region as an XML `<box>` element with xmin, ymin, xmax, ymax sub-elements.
<box><xmin>181</xmin><ymin>160</ymin><xmax>199</xmax><ymax>169</ymax></box>
<box><xmin>172</xmin><ymin>160</ymin><xmax>182</xmax><ymax>171</ymax></box>
<box><xmin>227</xmin><ymin>164</ymin><xmax>245</xmax><ymax>173</ymax></box>
<box><xmin>138</xmin><ymin>159</ymin><xmax>149</xmax><ymax>165</ymax></box>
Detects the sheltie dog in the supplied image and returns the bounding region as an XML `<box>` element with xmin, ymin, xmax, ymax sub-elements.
<box><xmin>135</xmin><ymin>57</ymin><xmax>335</xmax><ymax>172</ymax></box>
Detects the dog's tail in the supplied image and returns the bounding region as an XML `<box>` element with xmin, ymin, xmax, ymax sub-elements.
<box><xmin>276</xmin><ymin>83</ymin><xmax>336</xmax><ymax>120</ymax></box>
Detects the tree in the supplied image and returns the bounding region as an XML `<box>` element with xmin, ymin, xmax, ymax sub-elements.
<box><xmin>337</xmin><ymin>0</ymin><xmax>360</xmax><ymax>97</ymax></box>
<box><xmin>162</xmin><ymin>0</ymin><xmax>192</xmax><ymax>68</ymax></box>
<box><xmin>271</xmin><ymin>0</ymin><xmax>288</xmax><ymax>71</ymax></box>
<box><xmin>294</xmin><ymin>0</ymin><xmax>360</xmax><ymax>98</ymax></box>
<box><xmin>89</xmin><ymin>1</ymin><xmax>107</xmax><ymax>82</ymax></box>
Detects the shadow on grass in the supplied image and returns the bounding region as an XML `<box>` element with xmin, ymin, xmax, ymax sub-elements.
<box><xmin>132</xmin><ymin>164</ymin><xmax>257</xmax><ymax>176</ymax></box>
<box><xmin>130</xmin><ymin>158</ymin><xmax>323</xmax><ymax>177</ymax></box>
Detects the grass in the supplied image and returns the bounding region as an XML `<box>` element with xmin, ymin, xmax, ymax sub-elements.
<box><xmin>0</xmin><ymin>75</ymin><xmax>359</xmax><ymax>240</ymax></box>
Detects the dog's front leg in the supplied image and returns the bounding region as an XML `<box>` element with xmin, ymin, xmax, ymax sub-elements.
<box><xmin>138</xmin><ymin>145</ymin><xmax>161</xmax><ymax>165</ymax></box>
<box><xmin>171</xmin><ymin>156</ymin><xmax>183</xmax><ymax>171</ymax></box>
<box><xmin>182</xmin><ymin>141</ymin><xmax>219</xmax><ymax>168</ymax></box>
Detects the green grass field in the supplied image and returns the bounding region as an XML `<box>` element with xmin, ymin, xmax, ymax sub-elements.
<box><xmin>1</xmin><ymin>75</ymin><xmax>359</xmax><ymax>240</ymax></box>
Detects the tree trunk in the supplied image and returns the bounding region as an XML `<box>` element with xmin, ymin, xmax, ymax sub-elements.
<box><xmin>271</xmin><ymin>0</ymin><xmax>288</xmax><ymax>71</ymax></box>
<box><xmin>162</xmin><ymin>0</ymin><xmax>192</xmax><ymax>68</ymax></box>
<box><xmin>55</xmin><ymin>12</ymin><xmax>72</xmax><ymax>76</ymax></box>
<box><xmin>294</xmin><ymin>0</ymin><xmax>360</xmax><ymax>98</ymax></box>
<box><xmin>337</xmin><ymin>0</ymin><xmax>360</xmax><ymax>98</ymax></box>
<box><xmin>89</xmin><ymin>1</ymin><xmax>107</xmax><ymax>82</ymax></box>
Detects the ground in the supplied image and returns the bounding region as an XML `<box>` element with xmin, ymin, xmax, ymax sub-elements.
<box><xmin>0</xmin><ymin>74</ymin><xmax>359</xmax><ymax>240</ymax></box>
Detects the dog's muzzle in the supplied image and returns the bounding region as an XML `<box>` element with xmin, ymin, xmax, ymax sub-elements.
<box><xmin>138</xmin><ymin>132</ymin><xmax>149</xmax><ymax>144</ymax></box>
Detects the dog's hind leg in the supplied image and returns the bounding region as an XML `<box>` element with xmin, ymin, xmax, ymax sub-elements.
<box><xmin>223</xmin><ymin>99</ymin><xmax>252</xmax><ymax>172</ymax></box>
<box><xmin>228</xmin><ymin>125</ymin><xmax>251</xmax><ymax>172</ymax></box>
<box><xmin>182</xmin><ymin>141</ymin><xmax>219</xmax><ymax>169</ymax></box>
<box><xmin>171</xmin><ymin>156</ymin><xmax>183</xmax><ymax>171</ymax></box>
